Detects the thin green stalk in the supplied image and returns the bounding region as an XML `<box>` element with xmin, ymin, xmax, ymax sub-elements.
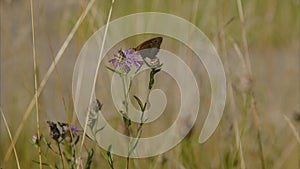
<box><xmin>121</xmin><ymin>74</ymin><xmax>131</xmax><ymax>169</ymax></box>
<box><xmin>121</xmin><ymin>75</ymin><xmax>131</xmax><ymax>134</ymax></box>
<box><xmin>56</xmin><ymin>141</ymin><xmax>65</xmax><ymax>169</ymax></box>
<box><xmin>122</xmin><ymin>75</ymin><xmax>129</xmax><ymax>114</ymax></box>
<box><xmin>126</xmin><ymin>68</ymin><xmax>161</xmax><ymax>168</ymax></box>
<box><xmin>126</xmin><ymin>155</ymin><xmax>130</xmax><ymax>169</ymax></box>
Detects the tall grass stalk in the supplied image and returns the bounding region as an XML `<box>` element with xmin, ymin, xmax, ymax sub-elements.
<box><xmin>283</xmin><ymin>114</ymin><xmax>300</xmax><ymax>143</ymax></box>
<box><xmin>236</xmin><ymin>0</ymin><xmax>252</xmax><ymax>75</ymax></box>
<box><xmin>272</xmin><ymin>140</ymin><xmax>297</xmax><ymax>169</ymax></box>
<box><xmin>77</xmin><ymin>0</ymin><xmax>115</xmax><ymax>168</ymax></box>
<box><xmin>271</xmin><ymin>115</ymin><xmax>300</xmax><ymax>168</ymax></box>
<box><xmin>236</xmin><ymin>0</ymin><xmax>265</xmax><ymax>168</ymax></box>
<box><xmin>1</xmin><ymin>108</ymin><xmax>21</xmax><ymax>169</ymax></box>
<box><xmin>224</xmin><ymin>35</ymin><xmax>247</xmax><ymax>169</ymax></box>
<box><xmin>30</xmin><ymin>0</ymin><xmax>42</xmax><ymax>168</ymax></box>
<box><xmin>4</xmin><ymin>0</ymin><xmax>96</xmax><ymax>162</ymax></box>
<box><xmin>41</xmin><ymin>8</ymin><xmax>68</xmax><ymax>117</ymax></box>
<box><xmin>217</xmin><ymin>1</ymin><xmax>246</xmax><ymax>168</ymax></box>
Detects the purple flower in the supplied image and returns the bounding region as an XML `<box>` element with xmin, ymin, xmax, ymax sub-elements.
<box><xmin>47</xmin><ymin>121</ymin><xmax>61</xmax><ymax>141</ymax></box>
<box><xmin>70</xmin><ymin>125</ymin><xmax>83</xmax><ymax>134</ymax></box>
<box><xmin>109</xmin><ymin>48</ymin><xmax>143</xmax><ymax>73</ymax></box>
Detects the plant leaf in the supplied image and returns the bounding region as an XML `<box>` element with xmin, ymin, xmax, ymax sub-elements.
<box><xmin>133</xmin><ymin>95</ymin><xmax>144</xmax><ymax>111</ymax></box>
<box><xmin>85</xmin><ymin>149</ymin><xmax>94</xmax><ymax>169</ymax></box>
<box><xmin>122</xmin><ymin>113</ymin><xmax>131</xmax><ymax>127</ymax></box>
<box><xmin>106</xmin><ymin>66</ymin><xmax>121</xmax><ymax>75</ymax></box>
<box><xmin>95</xmin><ymin>125</ymin><xmax>106</xmax><ymax>135</ymax></box>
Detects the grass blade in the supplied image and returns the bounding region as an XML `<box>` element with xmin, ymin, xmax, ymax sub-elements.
<box><xmin>4</xmin><ymin>0</ymin><xmax>96</xmax><ymax>161</ymax></box>
<box><xmin>1</xmin><ymin>108</ymin><xmax>21</xmax><ymax>169</ymax></box>
<box><xmin>30</xmin><ymin>0</ymin><xmax>42</xmax><ymax>167</ymax></box>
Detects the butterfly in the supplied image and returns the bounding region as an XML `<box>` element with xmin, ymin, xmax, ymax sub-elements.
<box><xmin>134</xmin><ymin>37</ymin><xmax>163</xmax><ymax>68</ymax></box>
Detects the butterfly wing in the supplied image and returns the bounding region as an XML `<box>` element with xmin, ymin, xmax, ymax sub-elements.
<box><xmin>134</xmin><ymin>37</ymin><xmax>163</xmax><ymax>60</ymax></box>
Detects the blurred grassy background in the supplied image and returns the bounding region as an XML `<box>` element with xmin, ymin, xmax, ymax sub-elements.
<box><xmin>0</xmin><ymin>0</ymin><xmax>299</xmax><ymax>168</ymax></box>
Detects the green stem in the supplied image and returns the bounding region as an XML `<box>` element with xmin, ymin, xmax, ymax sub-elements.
<box><xmin>121</xmin><ymin>74</ymin><xmax>132</xmax><ymax>169</ymax></box>
<box><xmin>121</xmin><ymin>75</ymin><xmax>128</xmax><ymax>113</ymax></box>
<box><xmin>126</xmin><ymin>156</ymin><xmax>130</xmax><ymax>169</ymax></box>
<box><xmin>124</xmin><ymin>68</ymin><xmax>161</xmax><ymax>168</ymax></box>
<box><xmin>56</xmin><ymin>141</ymin><xmax>65</xmax><ymax>169</ymax></box>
